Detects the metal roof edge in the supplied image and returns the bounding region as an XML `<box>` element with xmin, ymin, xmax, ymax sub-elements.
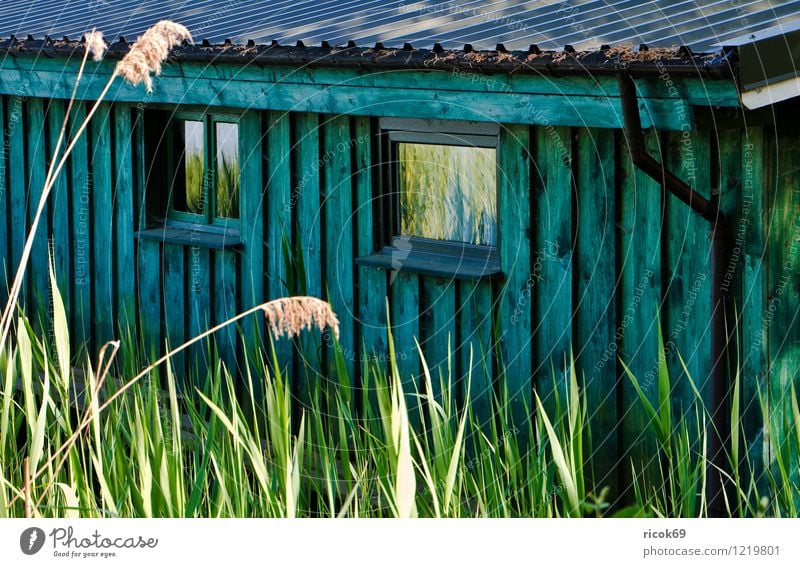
<box><xmin>0</xmin><ymin>37</ymin><xmax>735</xmax><ymax>79</ymax></box>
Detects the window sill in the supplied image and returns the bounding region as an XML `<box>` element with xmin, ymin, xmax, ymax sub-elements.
<box><xmin>135</xmin><ymin>223</ymin><xmax>242</xmax><ymax>250</ymax></box>
<box><xmin>356</xmin><ymin>237</ymin><xmax>502</xmax><ymax>280</ymax></box>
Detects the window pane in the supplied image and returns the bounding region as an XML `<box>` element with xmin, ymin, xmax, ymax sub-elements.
<box><xmin>398</xmin><ymin>143</ymin><xmax>497</xmax><ymax>246</ymax></box>
<box><xmin>215</xmin><ymin>122</ymin><xmax>240</xmax><ymax>219</ymax></box>
<box><xmin>172</xmin><ymin>120</ymin><xmax>206</xmax><ymax>215</ymax></box>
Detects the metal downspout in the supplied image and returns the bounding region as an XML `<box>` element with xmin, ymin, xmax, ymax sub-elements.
<box><xmin>617</xmin><ymin>72</ymin><xmax>732</xmax><ymax>517</ymax></box>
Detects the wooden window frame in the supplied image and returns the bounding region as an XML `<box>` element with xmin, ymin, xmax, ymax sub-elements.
<box><xmin>165</xmin><ymin>111</ymin><xmax>241</xmax><ymax>228</ymax></box>
<box><xmin>356</xmin><ymin>118</ymin><xmax>502</xmax><ymax>280</ymax></box>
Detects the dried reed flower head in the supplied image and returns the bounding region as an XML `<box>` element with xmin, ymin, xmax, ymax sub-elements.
<box><xmin>261</xmin><ymin>296</ymin><xmax>340</xmax><ymax>341</ymax></box>
<box><xmin>84</xmin><ymin>30</ymin><xmax>107</xmax><ymax>62</ymax></box>
<box><xmin>115</xmin><ymin>20</ymin><xmax>192</xmax><ymax>92</ymax></box>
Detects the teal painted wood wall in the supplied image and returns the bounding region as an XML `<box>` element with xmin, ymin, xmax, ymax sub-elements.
<box><xmin>0</xmin><ymin>91</ymin><xmax>796</xmax><ymax>495</ymax></box>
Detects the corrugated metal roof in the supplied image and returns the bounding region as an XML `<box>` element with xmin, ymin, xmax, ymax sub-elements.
<box><xmin>0</xmin><ymin>0</ymin><xmax>797</xmax><ymax>52</ymax></box>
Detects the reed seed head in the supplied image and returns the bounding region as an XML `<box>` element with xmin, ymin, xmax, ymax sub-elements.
<box><xmin>115</xmin><ymin>20</ymin><xmax>192</xmax><ymax>92</ymax></box>
<box><xmin>261</xmin><ymin>296</ymin><xmax>340</xmax><ymax>341</ymax></box>
<box><xmin>84</xmin><ymin>30</ymin><xmax>107</xmax><ymax>62</ymax></box>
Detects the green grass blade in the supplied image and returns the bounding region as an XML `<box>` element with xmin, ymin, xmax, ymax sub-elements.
<box><xmin>443</xmin><ymin>357</ymin><xmax>470</xmax><ymax>514</ymax></box>
<box><xmin>656</xmin><ymin>326</ymin><xmax>672</xmax><ymax>443</ymax></box>
<box><xmin>535</xmin><ymin>393</ymin><xmax>580</xmax><ymax>517</ymax></box>
<box><xmin>620</xmin><ymin>358</ymin><xmax>667</xmax><ymax>446</ymax></box>
<box><xmin>56</xmin><ymin>482</ymin><xmax>80</xmax><ymax>519</ymax></box>
<box><xmin>0</xmin><ymin>469</ymin><xmax>8</xmax><ymax>517</ymax></box>
<box><xmin>0</xmin><ymin>349</ymin><xmax>14</xmax><ymax>458</ymax></box>
<box><xmin>48</xmin><ymin>255</ymin><xmax>70</xmax><ymax>391</ymax></box>
<box><xmin>393</xmin><ymin>372</ymin><xmax>417</xmax><ymax>518</ymax></box>
<box><xmin>29</xmin><ymin>365</ymin><xmax>50</xmax><ymax>472</ymax></box>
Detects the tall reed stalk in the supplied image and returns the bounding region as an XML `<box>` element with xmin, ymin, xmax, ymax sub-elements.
<box><xmin>0</xmin><ymin>21</ymin><xmax>192</xmax><ymax>355</ymax></box>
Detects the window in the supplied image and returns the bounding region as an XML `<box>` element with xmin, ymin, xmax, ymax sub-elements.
<box><xmin>357</xmin><ymin>118</ymin><xmax>501</xmax><ymax>279</ymax></box>
<box><xmin>167</xmin><ymin>112</ymin><xmax>240</xmax><ymax>224</ymax></box>
<box><xmin>398</xmin><ymin>142</ymin><xmax>497</xmax><ymax>246</ymax></box>
<box><xmin>136</xmin><ymin>109</ymin><xmax>243</xmax><ymax>250</ymax></box>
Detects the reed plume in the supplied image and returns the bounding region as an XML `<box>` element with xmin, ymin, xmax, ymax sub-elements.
<box><xmin>262</xmin><ymin>296</ymin><xmax>340</xmax><ymax>341</ymax></box>
<box><xmin>84</xmin><ymin>30</ymin><xmax>107</xmax><ymax>62</ymax></box>
<box><xmin>115</xmin><ymin>20</ymin><xmax>192</xmax><ymax>92</ymax></box>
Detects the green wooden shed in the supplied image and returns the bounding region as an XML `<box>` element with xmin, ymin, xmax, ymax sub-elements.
<box><xmin>0</xmin><ymin>0</ymin><xmax>799</xmax><ymax>508</ymax></box>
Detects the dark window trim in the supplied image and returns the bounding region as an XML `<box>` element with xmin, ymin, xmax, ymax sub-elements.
<box><xmin>136</xmin><ymin>220</ymin><xmax>242</xmax><ymax>250</ymax></box>
<box><xmin>166</xmin><ymin>110</ymin><xmax>208</xmax><ymax>223</ymax></box>
<box><xmin>356</xmin><ymin>236</ymin><xmax>501</xmax><ymax>280</ymax></box>
<box><xmin>357</xmin><ymin>118</ymin><xmax>500</xmax><ymax>280</ymax></box>
<box><xmin>165</xmin><ymin>111</ymin><xmax>242</xmax><ymax>227</ymax></box>
<box><xmin>379</xmin><ymin>117</ymin><xmax>500</xmax><ymax>137</ymax></box>
<box><xmin>386</xmin><ymin>131</ymin><xmax>498</xmax><ymax>148</ymax></box>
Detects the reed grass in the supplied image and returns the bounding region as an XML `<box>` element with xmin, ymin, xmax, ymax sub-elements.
<box><xmin>1</xmin><ymin>278</ymin><xmax>797</xmax><ymax>518</ymax></box>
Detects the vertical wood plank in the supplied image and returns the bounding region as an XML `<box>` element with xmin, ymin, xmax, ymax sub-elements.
<box><xmin>354</xmin><ymin>116</ymin><xmax>388</xmax><ymax>386</ymax></box>
<box><xmin>532</xmin><ymin>125</ymin><xmax>574</xmax><ymax>415</ymax></box>
<box><xmin>496</xmin><ymin>124</ymin><xmax>532</xmax><ymax>433</ymax></box>
<box><xmin>187</xmin><ymin>245</ymin><xmax>212</xmax><ymax>382</ymax></box>
<box><xmin>294</xmin><ymin>112</ymin><xmax>323</xmax><ymax>407</ymax></box>
<box><xmin>162</xmin><ymin>243</ymin><xmax>185</xmax><ymax>376</ymax></box>
<box><xmin>0</xmin><ymin>96</ymin><xmax>9</xmax><ymax>303</ymax></box>
<box><xmin>767</xmin><ymin>126</ymin><xmax>800</xmax><ymax>477</ymax></box>
<box><xmin>574</xmin><ymin>127</ymin><xmax>618</xmax><ymax>495</ymax></box>
<box><xmin>718</xmin><ymin>127</ymin><xmax>768</xmax><ymax>497</ymax></box>
<box><xmin>391</xmin><ymin>271</ymin><xmax>421</xmax><ymax>413</ymax></box>
<box><xmin>137</xmin><ymin>240</ymin><xmax>161</xmax><ymax>359</ymax></box>
<box><xmin>322</xmin><ymin>114</ymin><xmax>355</xmax><ymax>384</ymax></box>
<box><xmin>663</xmin><ymin>130</ymin><xmax>713</xmax><ymax>412</ymax></box>
<box><xmin>7</xmin><ymin>95</ymin><xmax>26</xmax><ymax>307</ymax></box>
<box><xmin>739</xmin><ymin>127</ymin><xmax>767</xmax><ymax>487</ymax></box>
<box><xmin>90</xmin><ymin>102</ymin><xmax>114</xmax><ymax>345</ymax></box>
<box><xmin>421</xmin><ymin>277</ymin><xmax>456</xmax><ymax>403</ymax></box>
<box><xmin>26</xmin><ymin>98</ymin><xmax>48</xmax><ymax>323</ymax></box>
<box><xmin>47</xmin><ymin>99</ymin><xmax>70</xmax><ymax>321</ymax></box>
<box><xmin>619</xmin><ymin>131</ymin><xmax>663</xmax><ymax>492</ymax></box>
<box><xmin>132</xmin><ymin>107</ymin><xmax>147</xmax><ymax>232</ymax></box>
<box><xmin>238</xmin><ymin>109</ymin><xmax>265</xmax><ymax>371</ymax></box>
<box><xmin>114</xmin><ymin>103</ymin><xmax>136</xmax><ymax>337</ymax></box>
<box><xmin>131</xmin><ymin>106</ymin><xmax>153</xmax><ymax>361</ymax></box>
<box><xmin>214</xmin><ymin>250</ymin><xmax>238</xmax><ymax>375</ymax></box>
<box><xmin>458</xmin><ymin>280</ymin><xmax>494</xmax><ymax>428</ymax></box>
<box><xmin>70</xmin><ymin>102</ymin><xmax>91</xmax><ymax>352</ymax></box>
<box><xmin>266</xmin><ymin>111</ymin><xmax>293</xmax><ymax>374</ymax></box>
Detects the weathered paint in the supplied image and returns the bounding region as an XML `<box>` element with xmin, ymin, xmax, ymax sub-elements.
<box><xmin>574</xmin><ymin>127</ymin><xmax>618</xmax><ymax>496</ymax></box>
<box><xmin>767</xmin><ymin>125</ymin><xmax>800</xmax><ymax>481</ymax></box>
<box><xmin>0</xmin><ymin>96</ymin><xmax>7</xmax><ymax>304</ymax></box>
<box><xmin>69</xmin><ymin>102</ymin><xmax>91</xmax><ymax>352</ymax></box>
<box><xmin>47</xmin><ymin>100</ymin><xmax>70</xmax><ymax>321</ymax></box>
<box><xmin>618</xmin><ymin>131</ymin><xmax>663</xmax><ymax>493</ymax></box>
<box><xmin>26</xmin><ymin>98</ymin><xmax>47</xmax><ymax>326</ymax></box>
<box><xmin>0</xmin><ymin>58</ymin><xmax>742</xmax><ymax>131</ymax></box>
<box><xmin>90</xmin><ymin>102</ymin><xmax>114</xmax><ymax>347</ymax></box>
<box><xmin>739</xmin><ymin>127</ymin><xmax>768</xmax><ymax>489</ymax></box>
<box><xmin>114</xmin><ymin>103</ymin><xmax>136</xmax><ymax>336</ymax></box>
<box><xmin>496</xmin><ymin>124</ymin><xmax>533</xmax><ymax>433</ymax></box>
<box><xmin>533</xmin><ymin>124</ymin><xmax>573</xmax><ymax>416</ymax></box>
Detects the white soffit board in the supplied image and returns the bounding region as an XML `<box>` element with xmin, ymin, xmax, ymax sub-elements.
<box><xmin>741</xmin><ymin>75</ymin><xmax>800</xmax><ymax>109</ymax></box>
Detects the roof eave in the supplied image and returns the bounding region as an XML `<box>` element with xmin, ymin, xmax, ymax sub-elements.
<box><xmin>0</xmin><ymin>37</ymin><xmax>736</xmax><ymax>79</ymax></box>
